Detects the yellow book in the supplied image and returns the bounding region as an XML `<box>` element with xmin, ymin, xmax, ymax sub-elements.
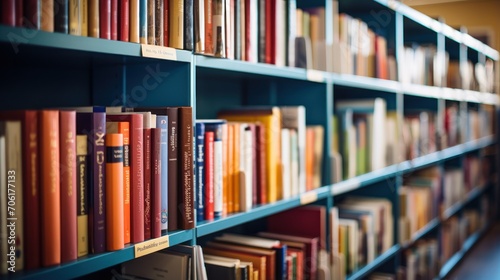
<box><xmin>218</xmin><ymin>107</ymin><xmax>282</xmax><ymax>203</ymax></box>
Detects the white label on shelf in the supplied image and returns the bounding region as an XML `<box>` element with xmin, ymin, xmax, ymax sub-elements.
<box><xmin>141</xmin><ymin>44</ymin><xmax>177</xmax><ymax>61</ymax></box>
<box><xmin>134</xmin><ymin>235</ymin><xmax>170</xmax><ymax>258</ymax></box>
<box><xmin>307</xmin><ymin>70</ymin><xmax>324</xmax><ymax>83</ymax></box>
<box><xmin>300</xmin><ymin>191</ymin><xmax>318</xmax><ymax>205</ymax></box>
<box><xmin>331</xmin><ymin>178</ymin><xmax>361</xmax><ymax>195</ymax></box>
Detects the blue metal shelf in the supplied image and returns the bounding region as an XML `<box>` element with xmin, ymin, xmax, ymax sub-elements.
<box><xmin>196</xmin><ymin>186</ymin><xmax>331</xmax><ymax>237</ymax></box>
<box><xmin>442</xmin><ymin>185</ymin><xmax>490</xmax><ymax>221</ymax></box>
<box><xmin>438</xmin><ymin>223</ymin><xmax>491</xmax><ymax>279</ymax></box>
<box><xmin>346</xmin><ymin>245</ymin><xmax>400</xmax><ymax>280</ymax></box>
<box><xmin>195</xmin><ymin>55</ymin><xmax>329</xmax><ymax>83</ymax></box>
<box><xmin>11</xmin><ymin>230</ymin><xmax>194</xmax><ymax>279</ymax></box>
<box><xmin>331</xmin><ymin>74</ymin><xmax>401</xmax><ymax>93</ymax></box>
<box><xmin>401</xmin><ymin>218</ymin><xmax>440</xmax><ymax>250</ymax></box>
<box><xmin>331</xmin><ymin>164</ymin><xmax>400</xmax><ymax>196</ymax></box>
<box><xmin>0</xmin><ymin>25</ymin><xmax>192</xmax><ymax>62</ymax></box>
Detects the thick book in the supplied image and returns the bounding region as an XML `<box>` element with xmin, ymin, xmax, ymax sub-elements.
<box><xmin>54</xmin><ymin>0</ymin><xmax>69</xmax><ymax>33</ymax></box>
<box><xmin>105</xmin><ymin>133</ymin><xmax>125</xmax><ymax>251</ymax></box>
<box><xmin>169</xmin><ymin>0</ymin><xmax>184</xmax><ymax>49</ymax></box>
<box><xmin>129</xmin><ymin>0</ymin><xmax>139</xmax><ymax>42</ymax></box>
<box><xmin>178</xmin><ymin>107</ymin><xmax>194</xmax><ymax>229</ymax></box>
<box><xmin>156</xmin><ymin>115</ymin><xmax>169</xmax><ymax>231</ymax></box>
<box><xmin>155</xmin><ymin>0</ymin><xmax>163</xmax><ymax>46</ymax></box>
<box><xmin>99</xmin><ymin>0</ymin><xmax>111</xmax><ymax>39</ymax></box>
<box><xmin>81</xmin><ymin>0</ymin><xmax>88</xmax><ymax>36</ymax></box>
<box><xmin>1</xmin><ymin>1</ymin><xmax>15</xmax><ymax>26</ymax></box>
<box><xmin>147</xmin><ymin>0</ymin><xmax>155</xmax><ymax>44</ymax></box>
<box><xmin>24</xmin><ymin>0</ymin><xmax>41</xmax><ymax>29</ymax></box>
<box><xmin>139</xmin><ymin>0</ymin><xmax>147</xmax><ymax>43</ymax></box>
<box><xmin>184</xmin><ymin>0</ymin><xmax>193</xmax><ymax>50</ymax></box>
<box><xmin>195</xmin><ymin>122</ymin><xmax>206</xmax><ymax>222</ymax></box>
<box><xmin>88</xmin><ymin>0</ymin><xmax>99</xmax><ymax>36</ymax></box>
<box><xmin>0</xmin><ymin>110</ymin><xmax>40</xmax><ymax>269</ymax></box>
<box><xmin>204</xmin><ymin>131</ymin><xmax>214</xmax><ymax>220</ymax></box>
<box><xmin>76</xmin><ymin>112</ymin><xmax>106</xmax><ymax>253</ymax></box>
<box><xmin>118</xmin><ymin>0</ymin><xmax>129</xmax><ymax>41</ymax></box>
<box><xmin>106</xmin><ymin>113</ymin><xmax>144</xmax><ymax>243</ymax></box>
<box><xmin>41</xmin><ymin>0</ymin><xmax>54</xmax><ymax>31</ymax></box>
<box><xmin>76</xmin><ymin>135</ymin><xmax>89</xmax><ymax>257</ymax></box>
<box><xmin>69</xmin><ymin>0</ymin><xmax>82</xmax><ymax>35</ymax></box>
<box><xmin>39</xmin><ymin>110</ymin><xmax>61</xmax><ymax>266</ymax></box>
<box><xmin>203</xmin><ymin>246</ymin><xmax>267</xmax><ymax>280</ymax></box>
<box><xmin>150</xmin><ymin>127</ymin><xmax>162</xmax><ymax>238</ymax></box>
<box><xmin>107</xmin><ymin>121</ymin><xmax>131</xmax><ymax>244</ymax></box>
<box><xmin>59</xmin><ymin>110</ymin><xmax>77</xmax><ymax>263</ymax></box>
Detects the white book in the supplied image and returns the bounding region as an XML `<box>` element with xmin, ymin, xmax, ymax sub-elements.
<box><xmin>281</xmin><ymin>128</ymin><xmax>291</xmax><ymax>199</ymax></box>
<box><xmin>280</xmin><ymin>106</ymin><xmax>306</xmax><ymax>194</ymax></box>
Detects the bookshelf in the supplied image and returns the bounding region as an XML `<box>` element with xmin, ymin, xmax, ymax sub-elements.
<box><xmin>0</xmin><ymin>0</ymin><xmax>498</xmax><ymax>279</ymax></box>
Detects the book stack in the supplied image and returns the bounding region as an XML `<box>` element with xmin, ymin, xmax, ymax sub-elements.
<box><xmin>0</xmin><ymin>106</ymin><xmax>194</xmax><ymax>271</ymax></box>
<box><xmin>400</xmin><ymin>238</ymin><xmax>440</xmax><ymax>280</ymax></box>
<box><xmin>447</xmin><ymin>58</ymin><xmax>495</xmax><ymax>92</ymax></box>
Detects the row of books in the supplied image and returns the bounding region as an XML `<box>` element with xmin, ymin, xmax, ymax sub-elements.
<box><xmin>0</xmin><ymin>106</ymin><xmax>195</xmax><ymax>272</ymax></box>
<box><xmin>0</xmin><ymin>0</ymin><xmax>191</xmax><ymax>49</ymax></box>
<box><xmin>448</xmin><ymin>59</ymin><xmax>496</xmax><ymax>93</ymax></box>
<box><xmin>398</xmin><ymin>155</ymin><xmax>489</xmax><ymax>244</ymax></box>
<box><xmin>194</xmin><ymin>106</ymin><xmax>325</xmax><ymax>222</ymax></box>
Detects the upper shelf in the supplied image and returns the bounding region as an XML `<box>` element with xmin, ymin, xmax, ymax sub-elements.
<box><xmin>0</xmin><ymin>25</ymin><xmax>192</xmax><ymax>63</ymax></box>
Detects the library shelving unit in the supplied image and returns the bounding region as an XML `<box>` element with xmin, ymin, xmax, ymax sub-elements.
<box><xmin>0</xmin><ymin>0</ymin><xmax>498</xmax><ymax>279</ymax></box>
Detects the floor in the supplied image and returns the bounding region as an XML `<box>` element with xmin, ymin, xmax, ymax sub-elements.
<box><xmin>447</xmin><ymin>222</ymin><xmax>500</xmax><ymax>280</ymax></box>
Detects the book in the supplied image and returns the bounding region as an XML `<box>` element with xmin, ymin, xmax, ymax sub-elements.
<box><xmin>88</xmin><ymin>0</ymin><xmax>99</xmax><ymax>37</ymax></box>
<box><xmin>202</xmin><ymin>246</ymin><xmax>267</xmax><ymax>280</ymax></box>
<box><xmin>204</xmin><ymin>131</ymin><xmax>214</xmax><ymax>220</ymax></box>
<box><xmin>54</xmin><ymin>0</ymin><xmax>69</xmax><ymax>33</ymax></box>
<box><xmin>178</xmin><ymin>107</ymin><xmax>194</xmax><ymax>229</ymax></box>
<box><xmin>39</xmin><ymin>111</ymin><xmax>61</xmax><ymax>266</ymax></box>
<box><xmin>129</xmin><ymin>0</ymin><xmax>139</xmax><ymax>42</ymax></box>
<box><xmin>150</xmin><ymin>127</ymin><xmax>162</xmax><ymax>238</ymax></box>
<box><xmin>76</xmin><ymin>135</ymin><xmax>89</xmax><ymax>257</ymax></box>
<box><xmin>0</xmin><ymin>110</ymin><xmax>40</xmax><ymax>269</ymax></box>
<box><xmin>141</xmin><ymin>112</ymin><xmax>153</xmax><ymax>240</ymax></box>
<box><xmin>24</xmin><ymin>0</ymin><xmax>41</xmax><ymax>29</ymax></box>
<box><xmin>155</xmin><ymin>0</ymin><xmax>164</xmax><ymax>46</ymax></box>
<box><xmin>156</xmin><ymin>115</ymin><xmax>169</xmax><ymax>231</ymax></box>
<box><xmin>69</xmin><ymin>0</ymin><xmax>82</xmax><ymax>35</ymax></box>
<box><xmin>195</xmin><ymin>122</ymin><xmax>206</xmax><ymax>222</ymax></box>
<box><xmin>59</xmin><ymin>110</ymin><xmax>77</xmax><ymax>263</ymax></box>
<box><xmin>121</xmin><ymin>250</ymin><xmax>191</xmax><ymax>280</ymax></box>
<box><xmin>107</xmin><ymin>121</ymin><xmax>131</xmax><ymax>244</ymax></box>
<box><xmin>147</xmin><ymin>0</ymin><xmax>155</xmax><ymax>44</ymax></box>
<box><xmin>110</xmin><ymin>0</ymin><xmax>118</xmax><ymax>39</ymax></box>
<box><xmin>139</xmin><ymin>0</ymin><xmax>147</xmax><ymax>43</ymax></box>
<box><xmin>105</xmin><ymin>133</ymin><xmax>125</xmax><ymax>251</ymax></box>
<box><xmin>107</xmin><ymin>113</ymin><xmax>144</xmax><ymax>243</ymax></box>
<box><xmin>76</xmin><ymin>112</ymin><xmax>106</xmax><ymax>253</ymax></box>
<box><xmin>169</xmin><ymin>0</ymin><xmax>184</xmax><ymax>49</ymax></box>
<box><xmin>41</xmin><ymin>0</ymin><xmax>54</xmax><ymax>31</ymax></box>
<box><xmin>118</xmin><ymin>0</ymin><xmax>129</xmax><ymax>41</ymax></box>
<box><xmin>184</xmin><ymin>0</ymin><xmax>193</xmax><ymax>50</ymax></box>
<box><xmin>1</xmin><ymin>1</ymin><xmax>15</xmax><ymax>26</ymax></box>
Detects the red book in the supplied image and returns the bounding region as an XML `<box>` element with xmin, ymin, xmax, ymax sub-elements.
<box><xmin>59</xmin><ymin>110</ymin><xmax>77</xmax><ymax>263</ymax></box>
<box><xmin>15</xmin><ymin>0</ymin><xmax>22</xmax><ymax>26</ymax></box>
<box><xmin>1</xmin><ymin>0</ymin><xmax>16</xmax><ymax>26</ymax></box>
<box><xmin>110</xmin><ymin>0</ymin><xmax>118</xmax><ymax>40</ymax></box>
<box><xmin>143</xmin><ymin>114</ymin><xmax>152</xmax><ymax>240</ymax></box>
<box><xmin>100</xmin><ymin>0</ymin><xmax>111</xmax><ymax>39</ymax></box>
<box><xmin>106</xmin><ymin>133</ymin><xmax>125</xmax><ymax>251</ymax></box>
<box><xmin>178</xmin><ymin>107</ymin><xmax>194</xmax><ymax>229</ymax></box>
<box><xmin>39</xmin><ymin>110</ymin><xmax>61</xmax><ymax>267</ymax></box>
<box><xmin>107</xmin><ymin>113</ymin><xmax>144</xmax><ymax>243</ymax></box>
<box><xmin>265</xmin><ymin>0</ymin><xmax>276</xmax><ymax>64</ymax></box>
<box><xmin>0</xmin><ymin>110</ymin><xmax>40</xmax><ymax>269</ymax></box>
<box><xmin>203</xmin><ymin>0</ymin><xmax>211</xmax><ymax>54</ymax></box>
<box><xmin>118</xmin><ymin>0</ymin><xmax>129</xmax><ymax>41</ymax></box>
<box><xmin>204</xmin><ymin>131</ymin><xmax>214</xmax><ymax>220</ymax></box>
<box><xmin>150</xmin><ymin>127</ymin><xmax>162</xmax><ymax>238</ymax></box>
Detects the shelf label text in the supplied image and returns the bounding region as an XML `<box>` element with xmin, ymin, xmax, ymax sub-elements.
<box><xmin>134</xmin><ymin>235</ymin><xmax>170</xmax><ymax>258</ymax></box>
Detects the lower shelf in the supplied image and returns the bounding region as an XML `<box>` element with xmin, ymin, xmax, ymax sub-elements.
<box><xmin>347</xmin><ymin>245</ymin><xmax>400</xmax><ymax>280</ymax></box>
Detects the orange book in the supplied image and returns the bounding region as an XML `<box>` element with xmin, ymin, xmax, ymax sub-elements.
<box><xmin>41</xmin><ymin>0</ymin><xmax>54</xmax><ymax>32</ymax></box>
<box><xmin>305</xmin><ymin>128</ymin><xmax>315</xmax><ymax>191</ymax></box>
<box><xmin>88</xmin><ymin>0</ymin><xmax>99</xmax><ymax>37</ymax></box>
<box><xmin>232</xmin><ymin>122</ymin><xmax>240</xmax><ymax>213</ymax></box>
<box><xmin>107</xmin><ymin>121</ymin><xmax>131</xmax><ymax>244</ymax></box>
<box><xmin>105</xmin><ymin>133</ymin><xmax>125</xmax><ymax>251</ymax></box>
<box><xmin>39</xmin><ymin>110</ymin><xmax>61</xmax><ymax>267</ymax></box>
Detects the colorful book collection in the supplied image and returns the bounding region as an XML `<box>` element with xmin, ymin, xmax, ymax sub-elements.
<box><xmin>0</xmin><ymin>106</ymin><xmax>194</xmax><ymax>272</ymax></box>
<box><xmin>195</xmin><ymin>106</ymin><xmax>324</xmax><ymax>222</ymax></box>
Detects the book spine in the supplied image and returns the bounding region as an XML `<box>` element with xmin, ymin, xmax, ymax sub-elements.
<box><xmin>122</xmin><ymin>123</ymin><xmax>131</xmax><ymax>244</ymax></box>
<box><xmin>147</xmin><ymin>0</ymin><xmax>155</xmax><ymax>44</ymax></box>
<box><xmin>155</xmin><ymin>0</ymin><xmax>163</xmax><ymax>46</ymax></box>
<box><xmin>15</xmin><ymin>0</ymin><xmax>23</xmax><ymax>26</ymax></box>
<box><xmin>166</xmin><ymin>108</ymin><xmax>178</xmax><ymax>230</ymax></box>
<box><xmin>204</xmin><ymin>131</ymin><xmax>214</xmax><ymax>220</ymax></box>
<box><xmin>258</xmin><ymin>0</ymin><xmax>265</xmax><ymax>63</ymax></box>
<box><xmin>118</xmin><ymin>0</ymin><xmax>129</xmax><ymax>41</ymax></box>
<box><xmin>131</xmin><ymin>115</ymin><xmax>145</xmax><ymax>243</ymax></box>
<box><xmin>22</xmin><ymin>111</ymin><xmax>40</xmax><ymax>269</ymax></box>
<box><xmin>39</xmin><ymin>111</ymin><xmax>61</xmax><ymax>266</ymax></box>
<box><xmin>92</xmin><ymin>113</ymin><xmax>106</xmax><ymax>253</ymax></box>
<box><xmin>143</xmin><ymin>125</ymin><xmax>151</xmax><ymax>240</ymax></box>
<box><xmin>76</xmin><ymin>135</ymin><xmax>89</xmax><ymax>257</ymax></box>
<box><xmin>59</xmin><ymin>111</ymin><xmax>77</xmax><ymax>263</ymax></box>
<box><xmin>129</xmin><ymin>0</ymin><xmax>139</xmax><ymax>42</ymax></box>
<box><xmin>139</xmin><ymin>0</ymin><xmax>147</xmax><ymax>43</ymax></box>
<box><xmin>106</xmin><ymin>133</ymin><xmax>124</xmax><ymax>251</ymax></box>
<box><xmin>157</xmin><ymin>116</ymin><xmax>169</xmax><ymax>231</ymax></box>
<box><xmin>99</xmin><ymin>0</ymin><xmax>111</xmax><ymax>39</ymax></box>
<box><xmin>184</xmin><ymin>0</ymin><xmax>193</xmax><ymax>50</ymax></box>
<box><xmin>195</xmin><ymin>122</ymin><xmax>205</xmax><ymax>223</ymax></box>
<box><xmin>41</xmin><ymin>0</ymin><xmax>54</xmax><ymax>31</ymax></box>
<box><xmin>210</xmin><ymin>124</ymin><xmax>223</xmax><ymax>218</ymax></box>
<box><xmin>169</xmin><ymin>0</ymin><xmax>184</xmax><ymax>49</ymax></box>
<box><xmin>81</xmin><ymin>0</ymin><xmax>87</xmax><ymax>36</ymax></box>
<box><xmin>54</xmin><ymin>0</ymin><xmax>69</xmax><ymax>33</ymax></box>
<box><xmin>178</xmin><ymin>107</ymin><xmax>194</xmax><ymax>229</ymax></box>
<box><xmin>110</xmin><ymin>0</ymin><xmax>117</xmax><ymax>39</ymax></box>
<box><xmin>204</xmin><ymin>0</ymin><xmax>212</xmax><ymax>54</ymax></box>
<box><xmin>3</xmin><ymin>0</ymin><xmax>17</xmax><ymax>26</ymax></box>
<box><xmin>88</xmin><ymin>0</ymin><xmax>98</xmax><ymax>37</ymax></box>
<box><xmin>24</xmin><ymin>0</ymin><xmax>41</xmax><ymax>29</ymax></box>
<box><xmin>163</xmin><ymin>0</ymin><xmax>168</xmax><ymax>46</ymax></box>
<box><xmin>150</xmin><ymin>128</ymin><xmax>162</xmax><ymax>238</ymax></box>
<box><xmin>255</xmin><ymin>123</ymin><xmax>267</xmax><ymax>204</ymax></box>
<box><xmin>69</xmin><ymin>0</ymin><xmax>81</xmax><ymax>35</ymax></box>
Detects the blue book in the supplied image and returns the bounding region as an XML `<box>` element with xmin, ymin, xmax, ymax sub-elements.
<box><xmin>157</xmin><ymin>115</ymin><xmax>169</xmax><ymax>231</ymax></box>
<box><xmin>139</xmin><ymin>0</ymin><xmax>148</xmax><ymax>42</ymax></box>
<box><xmin>195</xmin><ymin>122</ymin><xmax>205</xmax><ymax>223</ymax></box>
